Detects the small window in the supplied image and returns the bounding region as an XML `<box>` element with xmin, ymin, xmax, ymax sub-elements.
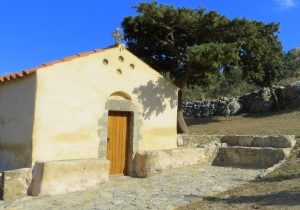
<box><xmin>116</xmin><ymin>69</ymin><xmax>122</xmax><ymax>75</ymax></box>
<box><xmin>103</xmin><ymin>59</ymin><xmax>108</xmax><ymax>65</ymax></box>
<box><xmin>129</xmin><ymin>64</ymin><xmax>135</xmax><ymax>70</ymax></box>
<box><xmin>118</xmin><ymin>56</ymin><xmax>124</xmax><ymax>62</ymax></box>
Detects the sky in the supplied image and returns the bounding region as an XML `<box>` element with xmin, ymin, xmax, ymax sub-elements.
<box><xmin>0</xmin><ymin>0</ymin><xmax>299</xmax><ymax>75</ymax></box>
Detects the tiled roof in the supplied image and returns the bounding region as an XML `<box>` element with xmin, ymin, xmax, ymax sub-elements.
<box><xmin>0</xmin><ymin>44</ymin><xmax>118</xmax><ymax>83</ymax></box>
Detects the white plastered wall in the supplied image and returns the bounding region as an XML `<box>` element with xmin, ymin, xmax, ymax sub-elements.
<box><xmin>32</xmin><ymin>45</ymin><xmax>178</xmax><ymax>165</ymax></box>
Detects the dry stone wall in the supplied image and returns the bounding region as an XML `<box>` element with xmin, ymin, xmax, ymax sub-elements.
<box><xmin>183</xmin><ymin>81</ymin><xmax>300</xmax><ymax>117</ymax></box>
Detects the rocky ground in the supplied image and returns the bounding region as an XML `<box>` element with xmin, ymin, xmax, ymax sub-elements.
<box><xmin>178</xmin><ymin>107</ymin><xmax>300</xmax><ymax>210</ymax></box>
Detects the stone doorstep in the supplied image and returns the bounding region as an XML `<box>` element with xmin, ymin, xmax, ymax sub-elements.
<box><xmin>1</xmin><ymin>158</ymin><xmax>110</xmax><ymax>201</ymax></box>
<box><xmin>212</xmin><ymin>146</ymin><xmax>293</xmax><ymax>169</ymax></box>
<box><xmin>220</xmin><ymin>135</ymin><xmax>296</xmax><ymax>148</ymax></box>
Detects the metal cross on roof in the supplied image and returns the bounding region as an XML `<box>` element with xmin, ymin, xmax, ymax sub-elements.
<box><xmin>111</xmin><ymin>28</ymin><xmax>124</xmax><ymax>44</ymax></box>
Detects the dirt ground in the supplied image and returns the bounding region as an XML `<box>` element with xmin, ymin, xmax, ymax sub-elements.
<box><xmin>177</xmin><ymin>108</ymin><xmax>300</xmax><ymax>210</ymax></box>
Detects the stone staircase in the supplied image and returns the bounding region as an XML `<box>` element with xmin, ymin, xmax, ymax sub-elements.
<box><xmin>212</xmin><ymin>135</ymin><xmax>296</xmax><ymax>168</ymax></box>
<box><xmin>133</xmin><ymin>134</ymin><xmax>296</xmax><ymax>178</ymax></box>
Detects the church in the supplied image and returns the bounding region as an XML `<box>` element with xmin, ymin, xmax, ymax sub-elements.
<box><xmin>0</xmin><ymin>29</ymin><xmax>179</xmax><ymax>198</ymax></box>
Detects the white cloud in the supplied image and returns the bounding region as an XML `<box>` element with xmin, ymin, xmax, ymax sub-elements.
<box><xmin>275</xmin><ymin>0</ymin><xmax>297</xmax><ymax>9</ymax></box>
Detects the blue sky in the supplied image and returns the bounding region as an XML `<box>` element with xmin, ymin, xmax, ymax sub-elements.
<box><xmin>0</xmin><ymin>0</ymin><xmax>299</xmax><ymax>75</ymax></box>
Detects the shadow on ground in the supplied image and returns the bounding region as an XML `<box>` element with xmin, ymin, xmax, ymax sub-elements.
<box><xmin>185</xmin><ymin>117</ymin><xmax>221</xmax><ymax>126</ymax></box>
<box><xmin>242</xmin><ymin>107</ymin><xmax>300</xmax><ymax>119</ymax></box>
<box><xmin>204</xmin><ymin>190</ymin><xmax>300</xmax><ymax>207</ymax></box>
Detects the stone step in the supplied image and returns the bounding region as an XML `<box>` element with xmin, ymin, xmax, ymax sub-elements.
<box><xmin>221</xmin><ymin>135</ymin><xmax>296</xmax><ymax>148</ymax></box>
<box><xmin>212</xmin><ymin>146</ymin><xmax>293</xmax><ymax>168</ymax></box>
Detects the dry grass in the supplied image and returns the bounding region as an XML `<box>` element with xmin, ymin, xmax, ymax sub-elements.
<box><xmin>177</xmin><ymin>108</ymin><xmax>300</xmax><ymax>210</ymax></box>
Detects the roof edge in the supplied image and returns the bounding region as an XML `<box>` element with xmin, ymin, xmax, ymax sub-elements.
<box><xmin>0</xmin><ymin>44</ymin><xmax>120</xmax><ymax>83</ymax></box>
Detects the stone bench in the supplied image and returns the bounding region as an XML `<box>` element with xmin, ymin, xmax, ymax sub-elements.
<box><xmin>134</xmin><ymin>147</ymin><xmax>217</xmax><ymax>177</ymax></box>
<box><xmin>1</xmin><ymin>158</ymin><xmax>109</xmax><ymax>200</ymax></box>
<box><xmin>29</xmin><ymin>158</ymin><xmax>109</xmax><ymax>196</ymax></box>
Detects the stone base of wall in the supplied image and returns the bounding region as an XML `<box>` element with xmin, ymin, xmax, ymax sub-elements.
<box><xmin>28</xmin><ymin>158</ymin><xmax>109</xmax><ymax>196</ymax></box>
<box><xmin>1</xmin><ymin>168</ymin><xmax>32</xmax><ymax>200</ymax></box>
<box><xmin>134</xmin><ymin>147</ymin><xmax>218</xmax><ymax>178</ymax></box>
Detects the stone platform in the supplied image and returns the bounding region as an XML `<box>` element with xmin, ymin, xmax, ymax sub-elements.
<box><xmin>0</xmin><ymin>163</ymin><xmax>263</xmax><ymax>210</ymax></box>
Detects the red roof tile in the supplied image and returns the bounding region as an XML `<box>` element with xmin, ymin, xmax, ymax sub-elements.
<box><xmin>0</xmin><ymin>44</ymin><xmax>119</xmax><ymax>83</ymax></box>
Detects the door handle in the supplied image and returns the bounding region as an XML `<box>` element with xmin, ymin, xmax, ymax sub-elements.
<box><xmin>107</xmin><ymin>137</ymin><xmax>109</xmax><ymax>142</ymax></box>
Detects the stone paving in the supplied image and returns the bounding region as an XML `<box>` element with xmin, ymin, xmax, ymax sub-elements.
<box><xmin>0</xmin><ymin>163</ymin><xmax>264</xmax><ymax>210</ymax></box>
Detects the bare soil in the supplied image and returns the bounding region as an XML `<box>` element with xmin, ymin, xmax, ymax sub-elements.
<box><xmin>177</xmin><ymin>108</ymin><xmax>300</xmax><ymax>210</ymax></box>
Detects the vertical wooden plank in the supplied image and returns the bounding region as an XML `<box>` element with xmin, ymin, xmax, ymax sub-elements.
<box><xmin>106</xmin><ymin>111</ymin><xmax>130</xmax><ymax>175</ymax></box>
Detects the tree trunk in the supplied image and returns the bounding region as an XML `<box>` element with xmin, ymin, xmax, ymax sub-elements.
<box><xmin>174</xmin><ymin>70</ymin><xmax>191</xmax><ymax>133</ymax></box>
<box><xmin>177</xmin><ymin>90</ymin><xmax>189</xmax><ymax>133</ymax></box>
<box><xmin>270</xmin><ymin>86</ymin><xmax>280</xmax><ymax>111</ymax></box>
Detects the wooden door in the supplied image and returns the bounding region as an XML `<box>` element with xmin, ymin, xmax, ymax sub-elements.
<box><xmin>106</xmin><ymin>111</ymin><xmax>130</xmax><ymax>175</ymax></box>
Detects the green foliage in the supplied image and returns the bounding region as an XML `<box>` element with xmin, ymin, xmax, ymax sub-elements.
<box><xmin>182</xmin><ymin>85</ymin><xmax>204</xmax><ymax>101</ymax></box>
<box><xmin>182</xmin><ymin>67</ymin><xmax>260</xmax><ymax>101</ymax></box>
<box><xmin>282</xmin><ymin>48</ymin><xmax>300</xmax><ymax>78</ymax></box>
<box><xmin>122</xmin><ymin>2</ymin><xmax>283</xmax><ymax>89</ymax></box>
<box><xmin>256</xmin><ymin>62</ymin><xmax>284</xmax><ymax>88</ymax></box>
<box><xmin>254</xmin><ymin>48</ymin><xmax>300</xmax><ymax>88</ymax></box>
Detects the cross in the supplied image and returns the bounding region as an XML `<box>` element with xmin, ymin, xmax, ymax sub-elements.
<box><xmin>111</xmin><ymin>28</ymin><xmax>124</xmax><ymax>44</ymax></box>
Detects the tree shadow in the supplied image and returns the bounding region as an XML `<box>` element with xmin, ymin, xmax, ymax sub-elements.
<box><xmin>132</xmin><ymin>77</ymin><xmax>177</xmax><ymax>120</ymax></box>
<box><xmin>258</xmin><ymin>172</ymin><xmax>300</xmax><ymax>182</ymax></box>
<box><xmin>202</xmin><ymin>171</ymin><xmax>300</xmax><ymax>207</ymax></box>
<box><xmin>242</xmin><ymin>107</ymin><xmax>300</xmax><ymax>119</ymax></box>
<box><xmin>205</xmin><ymin>190</ymin><xmax>300</xmax><ymax>207</ymax></box>
<box><xmin>185</xmin><ymin>117</ymin><xmax>221</xmax><ymax>126</ymax></box>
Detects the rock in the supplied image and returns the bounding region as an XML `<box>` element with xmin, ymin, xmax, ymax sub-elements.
<box><xmin>227</xmin><ymin>99</ymin><xmax>243</xmax><ymax>115</ymax></box>
<box><xmin>111</xmin><ymin>200</ymin><xmax>124</xmax><ymax>205</ymax></box>
<box><xmin>250</xmin><ymin>89</ymin><xmax>275</xmax><ymax>113</ymax></box>
<box><xmin>281</xmin><ymin>81</ymin><xmax>300</xmax><ymax>109</ymax></box>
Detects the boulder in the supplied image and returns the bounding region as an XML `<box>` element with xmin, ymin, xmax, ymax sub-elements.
<box><xmin>250</xmin><ymin>88</ymin><xmax>275</xmax><ymax>113</ymax></box>
<box><xmin>220</xmin><ymin>99</ymin><xmax>242</xmax><ymax>116</ymax></box>
<box><xmin>281</xmin><ymin>81</ymin><xmax>300</xmax><ymax>109</ymax></box>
